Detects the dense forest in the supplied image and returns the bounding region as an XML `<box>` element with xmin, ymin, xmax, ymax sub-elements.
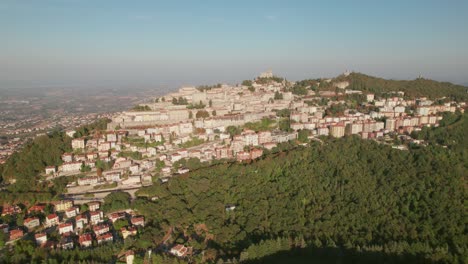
<box><xmin>130</xmin><ymin>114</ymin><xmax>467</xmax><ymax>263</ymax></box>
<box><xmin>333</xmin><ymin>73</ymin><xmax>468</xmax><ymax>101</ymax></box>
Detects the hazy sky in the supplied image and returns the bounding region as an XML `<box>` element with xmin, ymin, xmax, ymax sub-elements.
<box><xmin>1</xmin><ymin>0</ymin><xmax>467</xmax><ymax>88</ymax></box>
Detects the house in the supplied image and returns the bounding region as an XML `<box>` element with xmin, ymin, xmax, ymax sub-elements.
<box><xmin>225</xmin><ymin>204</ymin><xmax>236</xmax><ymax>211</ymax></box>
<box><xmin>86</xmin><ymin>152</ymin><xmax>98</xmax><ymax>161</ymax></box>
<box><xmin>263</xmin><ymin>142</ymin><xmax>277</xmax><ymax>150</ymax></box>
<box><xmin>237</xmin><ymin>151</ymin><xmax>250</xmax><ymax>161</ymax></box>
<box><xmin>45</xmin><ymin>166</ymin><xmax>56</xmax><ymax>175</ymax></box>
<box><xmin>65</xmin><ymin>206</ymin><xmax>79</xmax><ymax>218</ymax></box>
<box><xmin>72</xmin><ymin>138</ymin><xmax>86</xmax><ymax>150</ymax></box>
<box><xmin>65</xmin><ymin>130</ymin><xmax>76</xmax><ymax>138</ymax></box>
<box><xmin>93</xmin><ymin>224</ymin><xmax>109</xmax><ymax>236</ymax></box>
<box><xmin>130</xmin><ymin>216</ymin><xmax>145</xmax><ymax>227</ymax></box>
<box><xmin>60</xmin><ymin>236</ymin><xmax>74</xmax><ymax>249</ymax></box>
<box><xmin>54</xmin><ymin>200</ymin><xmax>73</xmax><ymax>212</ymax></box>
<box><xmin>0</xmin><ymin>224</ymin><xmax>9</xmax><ymax>234</ymax></box>
<box><xmin>45</xmin><ymin>213</ymin><xmax>59</xmax><ymax>227</ymax></box>
<box><xmin>177</xmin><ymin>167</ymin><xmax>189</xmax><ymax>174</ymax></box>
<box><xmin>79</xmin><ymin>233</ymin><xmax>93</xmax><ymax>247</ymax></box>
<box><xmin>35</xmin><ymin>233</ymin><xmax>47</xmax><ymax>245</ymax></box>
<box><xmin>75</xmin><ymin>154</ymin><xmax>86</xmax><ymax>162</ymax></box>
<box><xmin>24</xmin><ymin>217</ymin><xmax>40</xmax><ymax>230</ymax></box>
<box><xmin>9</xmin><ymin>229</ymin><xmax>24</xmax><ymax>240</ymax></box>
<box><xmin>250</xmin><ymin>148</ymin><xmax>263</xmax><ymax>160</ymax></box>
<box><xmin>58</xmin><ymin>222</ymin><xmax>74</xmax><ymax>235</ymax></box>
<box><xmin>76</xmin><ymin>214</ymin><xmax>88</xmax><ymax>229</ymax></box>
<box><xmin>90</xmin><ymin>211</ymin><xmax>104</xmax><ymax>225</ymax></box>
<box><xmin>97</xmin><ymin>232</ymin><xmax>113</xmax><ymax>244</ymax></box>
<box><xmin>125</xmin><ymin>250</ymin><xmax>135</xmax><ymax>264</ymax></box>
<box><xmin>121</xmin><ymin>226</ymin><xmax>138</xmax><ymax>239</ymax></box>
<box><xmin>88</xmin><ymin>201</ymin><xmax>100</xmax><ymax>212</ymax></box>
<box><xmin>104</xmin><ymin>171</ymin><xmax>121</xmax><ymax>182</ymax></box>
<box><xmin>1</xmin><ymin>205</ymin><xmax>22</xmax><ymax>216</ymax></box>
<box><xmin>122</xmin><ymin>175</ymin><xmax>141</xmax><ymax>185</ymax></box>
<box><xmin>28</xmin><ymin>204</ymin><xmax>46</xmax><ymax>214</ymax></box>
<box><xmin>129</xmin><ymin>164</ymin><xmax>140</xmax><ymax>175</ymax></box>
<box><xmin>62</xmin><ymin>153</ymin><xmax>73</xmax><ymax>163</ymax></box>
<box><xmin>170</xmin><ymin>244</ymin><xmax>193</xmax><ymax>257</ymax></box>
<box><xmin>78</xmin><ymin>176</ymin><xmax>99</xmax><ymax>186</ymax></box>
<box><xmin>108</xmin><ymin>212</ymin><xmax>126</xmax><ymax>223</ymax></box>
<box><xmin>59</xmin><ymin>161</ymin><xmax>82</xmax><ymax>173</ymax></box>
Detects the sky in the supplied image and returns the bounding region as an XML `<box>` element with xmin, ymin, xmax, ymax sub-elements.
<box><xmin>1</xmin><ymin>0</ymin><xmax>467</xmax><ymax>89</ymax></box>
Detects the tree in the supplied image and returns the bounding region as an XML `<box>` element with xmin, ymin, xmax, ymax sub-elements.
<box><xmin>103</xmin><ymin>191</ymin><xmax>131</xmax><ymax>212</ymax></box>
<box><xmin>274</xmin><ymin>91</ymin><xmax>283</xmax><ymax>100</ymax></box>
<box><xmin>113</xmin><ymin>218</ymin><xmax>129</xmax><ymax>231</ymax></box>
<box><xmin>242</xmin><ymin>80</ymin><xmax>253</xmax><ymax>86</ymax></box>
<box><xmin>298</xmin><ymin>130</ymin><xmax>309</xmax><ymax>143</ymax></box>
<box><xmin>80</xmin><ymin>163</ymin><xmax>91</xmax><ymax>172</ymax></box>
<box><xmin>196</xmin><ymin>110</ymin><xmax>210</xmax><ymax>119</ymax></box>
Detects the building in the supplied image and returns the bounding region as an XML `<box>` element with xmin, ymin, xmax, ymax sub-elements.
<box><xmin>130</xmin><ymin>216</ymin><xmax>145</xmax><ymax>227</ymax></box>
<box><xmin>58</xmin><ymin>222</ymin><xmax>74</xmax><ymax>235</ymax></box>
<box><xmin>243</xmin><ymin>130</ymin><xmax>259</xmax><ymax>146</ymax></box>
<box><xmin>121</xmin><ymin>226</ymin><xmax>138</xmax><ymax>239</ymax></box>
<box><xmin>259</xmin><ymin>70</ymin><xmax>273</xmax><ymax>79</ymax></box>
<box><xmin>237</xmin><ymin>151</ymin><xmax>250</xmax><ymax>161</ymax></box>
<box><xmin>88</xmin><ymin>202</ymin><xmax>101</xmax><ymax>212</ymax></box>
<box><xmin>108</xmin><ymin>212</ymin><xmax>126</xmax><ymax>223</ymax></box>
<box><xmin>35</xmin><ymin>233</ymin><xmax>47</xmax><ymax>245</ymax></box>
<box><xmin>170</xmin><ymin>244</ymin><xmax>193</xmax><ymax>257</ymax></box>
<box><xmin>1</xmin><ymin>205</ymin><xmax>22</xmax><ymax>216</ymax></box>
<box><xmin>72</xmin><ymin>138</ymin><xmax>86</xmax><ymax>150</ymax></box>
<box><xmin>65</xmin><ymin>207</ymin><xmax>79</xmax><ymax>218</ymax></box>
<box><xmin>79</xmin><ymin>233</ymin><xmax>93</xmax><ymax>247</ymax></box>
<box><xmin>28</xmin><ymin>204</ymin><xmax>46</xmax><ymax>214</ymax></box>
<box><xmin>345</xmin><ymin>123</ymin><xmax>363</xmax><ymax>135</ymax></box>
<box><xmin>93</xmin><ymin>224</ymin><xmax>109</xmax><ymax>236</ymax></box>
<box><xmin>385</xmin><ymin>118</ymin><xmax>396</xmax><ymax>131</ymax></box>
<box><xmin>90</xmin><ymin>211</ymin><xmax>104</xmax><ymax>225</ymax></box>
<box><xmin>45</xmin><ymin>214</ymin><xmax>59</xmax><ymax>227</ymax></box>
<box><xmin>250</xmin><ymin>148</ymin><xmax>263</xmax><ymax>160</ymax></box>
<box><xmin>60</xmin><ymin>236</ymin><xmax>74</xmax><ymax>249</ymax></box>
<box><xmin>45</xmin><ymin>166</ymin><xmax>56</xmax><ymax>175</ymax></box>
<box><xmin>24</xmin><ymin>217</ymin><xmax>40</xmax><ymax>230</ymax></box>
<box><xmin>9</xmin><ymin>229</ymin><xmax>24</xmax><ymax>240</ymax></box>
<box><xmin>330</xmin><ymin>124</ymin><xmax>345</xmax><ymax>138</ymax></box>
<box><xmin>78</xmin><ymin>176</ymin><xmax>99</xmax><ymax>186</ymax></box>
<box><xmin>54</xmin><ymin>200</ymin><xmax>73</xmax><ymax>212</ymax></box>
<box><xmin>59</xmin><ymin>162</ymin><xmax>82</xmax><ymax>173</ymax></box>
<box><xmin>97</xmin><ymin>232</ymin><xmax>113</xmax><ymax>244</ymax></box>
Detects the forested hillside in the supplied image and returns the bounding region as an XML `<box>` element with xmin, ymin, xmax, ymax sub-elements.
<box><xmin>132</xmin><ymin>118</ymin><xmax>467</xmax><ymax>263</ymax></box>
<box><xmin>334</xmin><ymin>73</ymin><xmax>468</xmax><ymax>101</ymax></box>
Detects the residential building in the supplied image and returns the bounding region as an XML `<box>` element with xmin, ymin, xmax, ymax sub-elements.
<box><xmin>45</xmin><ymin>214</ymin><xmax>59</xmax><ymax>227</ymax></box>
<box><xmin>79</xmin><ymin>233</ymin><xmax>93</xmax><ymax>247</ymax></box>
<box><xmin>54</xmin><ymin>200</ymin><xmax>73</xmax><ymax>212</ymax></box>
<box><xmin>59</xmin><ymin>222</ymin><xmax>74</xmax><ymax>235</ymax></box>
<box><xmin>35</xmin><ymin>233</ymin><xmax>47</xmax><ymax>245</ymax></box>
<box><xmin>24</xmin><ymin>217</ymin><xmax>40</xmax><ymax>230</ymax></box>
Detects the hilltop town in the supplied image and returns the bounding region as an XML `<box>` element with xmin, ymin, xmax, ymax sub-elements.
<box><xmin>0</xmin><ymin>71</ymin><xmax>466</xmax><ymax>263</ymax></box>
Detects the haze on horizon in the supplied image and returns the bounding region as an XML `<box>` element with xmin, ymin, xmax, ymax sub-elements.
<box><xmin>1</xmin><ymin>0</ymin><xmax>467</xmax><ymax>89</ymax></box>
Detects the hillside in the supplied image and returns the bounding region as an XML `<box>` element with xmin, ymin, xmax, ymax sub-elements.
<box><xmin>133</xmin><ymin>120</ymin><xmax>467</xmax><ymax>263</ymax></box>
<box><xmin>333</xmin><ymin>72</ymin><xmax>468</xmax><ymax>101</ymax></box>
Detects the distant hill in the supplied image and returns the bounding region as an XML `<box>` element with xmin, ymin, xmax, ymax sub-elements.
<box><xmin>334</xmin><ymin>72</ymin><xmax>468</xmax><ymax>101</ymax></box>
